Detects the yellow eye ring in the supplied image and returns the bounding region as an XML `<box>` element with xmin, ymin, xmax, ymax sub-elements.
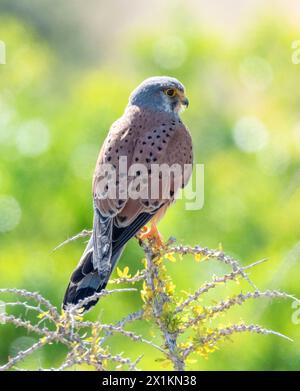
<box><xmin>164</xmin><ymin>88</ymin><xmax>176</xmax><ymax>97</ymax></box>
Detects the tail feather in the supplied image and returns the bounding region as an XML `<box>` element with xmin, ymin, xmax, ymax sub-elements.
<box><xmin>63</xmin><ymin>237</ymin><xmax>125</xmax><ymax>311</ymax></box>
<box><xmin>63</xmin><ymin>207</ymin><xmax>157</xmax><ymax>311</ymax></box>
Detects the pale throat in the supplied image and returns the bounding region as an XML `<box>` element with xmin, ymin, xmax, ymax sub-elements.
<box><xmin>161</xmin><ymin>94</ymin><xmax>181</xmax><ymax>114</ymax></box>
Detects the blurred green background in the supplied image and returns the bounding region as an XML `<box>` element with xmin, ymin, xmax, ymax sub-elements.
<box><xmin>1</xmin><ymin>0</ymin><xmax>300</xmax><ymax>370</ymax></box>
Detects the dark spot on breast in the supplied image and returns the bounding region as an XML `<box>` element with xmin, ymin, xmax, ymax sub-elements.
<box><xmin>119</xmin><ymin>216</ymin><xmax>127</xmax><ymax>223</ymax></box>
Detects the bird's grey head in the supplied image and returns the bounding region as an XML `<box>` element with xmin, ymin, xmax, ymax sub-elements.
<box><xmin>128</xmin><ymin>76</ymin><xmax>189</xmax><ymax>114</ymax></box>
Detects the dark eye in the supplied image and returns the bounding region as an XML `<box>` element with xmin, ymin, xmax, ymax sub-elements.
<box><xmin>164</xmin><ymin>88</ymin><xmax>176</xmax><ymax>97</ymax></box>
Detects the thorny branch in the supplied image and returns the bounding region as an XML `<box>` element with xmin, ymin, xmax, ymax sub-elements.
<box><xmin>0</xmin><ymin>230</ymin><xmax>298</xmax><ymax>371</ymax></box>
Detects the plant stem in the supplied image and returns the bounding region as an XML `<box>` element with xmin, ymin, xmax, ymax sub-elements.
<box><xmin>142</xmin><ymin>242</ymin><xmax>185</xmax><ymax>371</ymax></box>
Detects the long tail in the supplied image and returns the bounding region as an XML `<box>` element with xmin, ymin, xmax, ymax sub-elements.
<box><xmin>63</xmin><ymin>236</ymin><xmax>124</xmax><ymax>311</ymax></box>
<box><xmin>63</xmin><ymin>206</ymin><xmax>156</xmax><ymax>311</ymax></box>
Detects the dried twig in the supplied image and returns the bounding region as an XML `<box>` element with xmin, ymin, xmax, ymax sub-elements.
<box><xmin>53</xmin><ymin>229</ymin><xmax>92</xmax><ymax>252</ymax></box>
<box><xmin>0</xmin><ymin>234</ymin><xmax>296</xmax><ymax>371</ymax></box>
<box><xmin>182</xmin><ymin>323</ymin><xmax>292</xmax><ymax>358</ymax></box>
<box><xmin>183</xmin><ymin>290</ymin><xmax>298</xmax><ymax>329</ymax></box>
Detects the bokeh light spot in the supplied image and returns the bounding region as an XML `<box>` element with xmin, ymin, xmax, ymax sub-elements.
<box><xmin>0</xmin><ymin>195</ymin><xmax>22</xmax><ymax>233</ymax></box>
<box><xmin>233</xmin><ymin>116</ymin><xmax>269</xmax><ymax>153</ymax></box>
<box><xmin>15</xmin><ymin>119</ymin><xmax>50</xmax><ymax>157</ymax></box>
<box><xmin>70</xmin><ymin>143</ymin><xmax>99</xmax><ymax>180</ymax></box>
<box><xmin>239</xmin><ymin>56</ymin><xmax>273</xmax><ymax>91</ymax></box>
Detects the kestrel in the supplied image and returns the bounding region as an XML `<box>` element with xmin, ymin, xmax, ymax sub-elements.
<box><xmin>63</xmin><ymin>76</ymin><xmax>193</xmax><ymax>310</ymax></box>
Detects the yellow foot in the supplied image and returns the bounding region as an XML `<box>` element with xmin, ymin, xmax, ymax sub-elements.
<box><xmin>137</xmin><ymin>223</ymin><xmax>164</xmax><ymax>248</ymax></box>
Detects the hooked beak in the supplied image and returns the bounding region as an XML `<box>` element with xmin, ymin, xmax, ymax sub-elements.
<box><xmin>181</xmin><ymin>96</ymin><xmax>189</xmax><ymax>108</ymax></box>
<box><xmin>178</xmin><ymin>91</ymin><xmax>189</xmax><ymax>108</ymax></box>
